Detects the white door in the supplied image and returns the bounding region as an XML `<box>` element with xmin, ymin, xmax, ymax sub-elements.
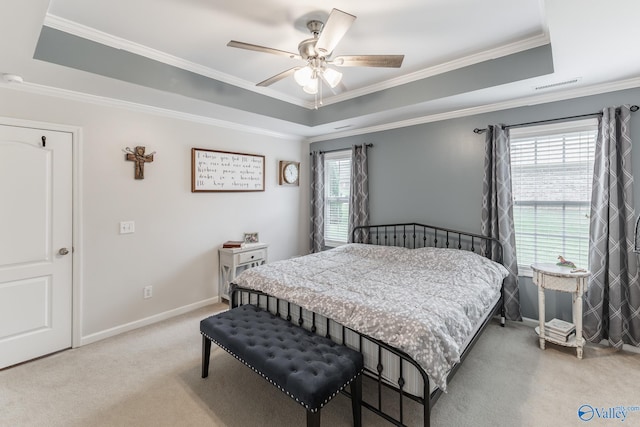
<box><xmin>0</xmin><ymin>123</ymin><xmax>73</xmax><ymax>369</ymax></box>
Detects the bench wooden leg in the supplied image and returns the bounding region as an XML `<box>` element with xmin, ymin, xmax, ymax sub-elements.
<box><xmin>307</xmin><ymin>409</ymin><xmax>321</xmax><ymax>427</ymax></box>
<box><xmin>201</xmin><ymin>335</ymin><xmax>211</xmax><ymax>378</ymax></box>
<box><xmin>350</xmin><ymin>376</ymin><xmax>362</xmax><ymax>427</ymax></box>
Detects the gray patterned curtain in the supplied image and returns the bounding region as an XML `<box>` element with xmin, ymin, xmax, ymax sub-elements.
<box><xmin>481</xmin><ymin>125</ymin><xmax>522</xmax><ymax>321</ymax></box>
<box><xmin>310</xmin><ymin>151</ymin><xmax>325</xmax><ymax>253</ymax></box>
<box><xmin>584</xmin><ymin>105</ymin><xmax>640</xmax><ymax>347</ymax></box>
<box><xmin>348</xmin><ymin>144</ymin><xmax>370</xmax><ymax>243</ymax></box>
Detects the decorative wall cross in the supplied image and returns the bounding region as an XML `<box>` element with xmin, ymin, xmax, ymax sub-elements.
<box><xmin>125</xmin><ymin>146</ymin><xmax>155</xmax><ymax>179</ymax></box>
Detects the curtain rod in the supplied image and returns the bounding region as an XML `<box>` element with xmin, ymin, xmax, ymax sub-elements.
<box><xmin>310</xmin><ymin>143</ymin><xmax>373</xmax><ymax>155</ymax></box>
<box><xmin>473</xmin><ymin>105</ymin><xmax>639</xmax><ymax>134</ymax></box>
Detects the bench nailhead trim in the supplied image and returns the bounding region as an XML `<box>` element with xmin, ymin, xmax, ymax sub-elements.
<box><xmin>201</xmin><ymin>331</ymin><xmax>363</xmax><ymax>412</ymax></box>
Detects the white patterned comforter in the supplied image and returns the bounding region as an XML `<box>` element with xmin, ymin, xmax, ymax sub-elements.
<box><xmin>232</xmin><ymin>243</ymin><xmax>508</xmax><ymax>390</ymax></box>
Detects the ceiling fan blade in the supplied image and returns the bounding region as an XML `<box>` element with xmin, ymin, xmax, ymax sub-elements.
<box><xmin>227</xmin><ymin>40</ymin><xmax>300</xmax><ymax>60</ymax></box>
<box><xmin>256</xmin><ymin>67</ymin><xmax>300</xmax><ymax>87</ymax></box>
<box><xmin>332</xmin><ymin>55</ymin><xmax>404</xmax><ymax>68</ymax></box>
<box><xmin>314</xmin><ymin>9</ymin><xmax>356</xmax><ymax>56</ymax></box>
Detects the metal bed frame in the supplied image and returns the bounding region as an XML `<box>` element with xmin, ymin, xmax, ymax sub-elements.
<box><xmin>230</xmin><ymin>222</ymin><xmax>505</xmax><ymax>427</ymax></box>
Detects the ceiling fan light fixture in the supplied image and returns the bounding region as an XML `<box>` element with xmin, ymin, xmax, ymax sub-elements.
<box><xmin>322</xmin><ymin>67</ymin><xmax>342</xmax><ymax>88</ymax></box>
<box><xmin>294</xmin><ymin>66</ymin><xmax>314</xmax><ymax>86</ymax></box>
<box><xmin>302</xmin><ymin>78</ymin><xmax>319</xmax><ymax>94</ymax></box>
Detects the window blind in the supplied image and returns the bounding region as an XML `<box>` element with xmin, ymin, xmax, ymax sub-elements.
<box><xmin>510</xmin><ymin>119</ymin><xmax>597</xmax><ymax>274</ymax></box>
<box><xmin>324</xmin><ymin>151</ymin><xmax>351</xmax><ymax>246</ymax></box>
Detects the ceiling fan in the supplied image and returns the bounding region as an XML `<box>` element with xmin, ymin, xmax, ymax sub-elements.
<box><xmin>227</xmin><ymin>8</ymin><xmax>404</xmax><ymax>99</ymax></box>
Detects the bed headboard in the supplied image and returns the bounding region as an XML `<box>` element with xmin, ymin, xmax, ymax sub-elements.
<box><xmin>352</xmin><ymin>222</ymin><xmax>503</xmax><ymax>264</ymax></box>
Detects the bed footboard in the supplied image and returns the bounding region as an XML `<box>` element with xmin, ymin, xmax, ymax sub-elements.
<box><xmin>230</xmin><ymin>286</ymin><xmax>432</xmax><ymax>427</ymax></box>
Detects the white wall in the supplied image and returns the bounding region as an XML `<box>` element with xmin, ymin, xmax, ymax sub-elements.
<box><xmin>0</xmin><ymin>87</ymin><xmax>309</xmax><ymax>342</ymax></box>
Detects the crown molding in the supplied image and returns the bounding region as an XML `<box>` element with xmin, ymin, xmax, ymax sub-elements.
<box><xmin>3</xmin><ymin>69</ymin><xmax>638</xmax><ymax>143</ymax></box>
<box><xmin>43</xmin><ymin>14</ymin><xmax>549</xmax><ymax>111</ymax></box>
<box><xmin>307</xmin><ymin>76</ymin><xmax>640</xmax><ymax>142</ymax></box>
<box><xmin>0</xmin><ymin>80</ymin><xmax>300</xmax><ymax>140</ymax></box>
<box><xmin>43</xmin><ymin>14</ymin><xmax>308</xmax><ymax>108</ymax></box>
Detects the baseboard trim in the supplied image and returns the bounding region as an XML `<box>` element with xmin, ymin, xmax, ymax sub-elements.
<box><xmin>521</xmin><ymin>316</ymin><xmax>538</xmax><ymax>328</ymax></box>
<box><xmin>78</xmin><ymin>297</ymin><xmax>220</xmax><ymax>347</ymax></box>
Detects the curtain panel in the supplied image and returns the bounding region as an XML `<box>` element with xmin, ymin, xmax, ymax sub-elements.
<box><xmin>348</xmin><ymin>144</ymin><xmax>370</xmax><ymax>243</ymax></box>
<box><xmin>481</xmin><ymin>125</ymin><xmax>522</xmax><ymax>321</ymax></box>
<box><xmin>310</xmin><ymin>151</ymin><xmax>325</xmax><ymax>253</ymax></box>
<box><xmin>584</xmin><ymin>105</ymin><xmax>640</xmax><ymax>348</ymax></box>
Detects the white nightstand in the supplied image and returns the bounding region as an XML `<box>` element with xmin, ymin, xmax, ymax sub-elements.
<box><xmin>218</xmin><ymin>243</ymin><xmax>268</xmax><ymax>301</ymax></box>
<box><xmin>531</xmin><ymin>263</ymin><xmax>590</xmax><ymax>359</ymax></box>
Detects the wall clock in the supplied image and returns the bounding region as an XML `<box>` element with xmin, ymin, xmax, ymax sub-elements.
<box><xmin>279</xmin><ymin>161</ymin><xmax>300</xmax><ymax>186</ymax></box>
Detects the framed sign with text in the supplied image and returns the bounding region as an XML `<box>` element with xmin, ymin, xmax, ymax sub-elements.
<box><xmin>191</xmin><ymin>148</ymin><xmax>265</xmax><ymax>192</ymax></box>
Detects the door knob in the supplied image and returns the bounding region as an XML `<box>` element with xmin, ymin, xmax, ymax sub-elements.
<box><xmin>58</xmin><ymin>248</ymin><xmax>70</xmax><ymax>256</ymax></box>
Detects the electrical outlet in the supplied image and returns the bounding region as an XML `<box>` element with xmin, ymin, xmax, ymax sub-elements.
<box><xmin>120</xmin><ymin>221</ymin><xmax>135</xmax><ymax>234</ymax></box>
<box><xmin>143</xmin><ymin>285</ymin><xmax>152</xmax><ymax>299</ymax></box>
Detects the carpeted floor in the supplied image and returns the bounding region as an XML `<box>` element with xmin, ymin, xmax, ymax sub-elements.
<box><xmin>1</xmin><ymin>303</ymin><xmax>639</xmax><ymax>427</ymax></box>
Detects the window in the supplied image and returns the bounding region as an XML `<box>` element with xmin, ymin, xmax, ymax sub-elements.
<box><xmin>324</xmin><ymin>150</ymin><xmax>351</xmax><ymax>247</ymax></box>
<box><xmin>510</xmin><ymin>119</ymin><xmax>598</xmax><ymax>275</ymax></box>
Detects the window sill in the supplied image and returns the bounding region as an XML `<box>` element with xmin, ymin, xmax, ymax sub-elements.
<box><xmin>324</xmin><ymin>240</ymin><xmax>348</xmax><ymax>250</ymax></box>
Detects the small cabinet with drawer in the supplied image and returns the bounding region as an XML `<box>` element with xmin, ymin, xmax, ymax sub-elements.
<box><xmin>218</xmin><ymin>243</ymin><xmax>268</xmax><ymax>301</ymax></box>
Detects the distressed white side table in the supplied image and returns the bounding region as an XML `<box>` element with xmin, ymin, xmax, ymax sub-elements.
<box><xmin>531</xmin><ymin>263</ymin><xmax>590</xmax><ymax>359</ymax></box>
<box><xmin>219</xmin><ymin>243</ymin><xmax>268</xmax><ymax>301</ymax></box>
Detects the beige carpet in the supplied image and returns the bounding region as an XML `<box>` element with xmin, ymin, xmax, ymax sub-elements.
<box><xmin>1</xmin><ymin>303</ymin><xmax>639</xmax><ymax>427</ymax></box>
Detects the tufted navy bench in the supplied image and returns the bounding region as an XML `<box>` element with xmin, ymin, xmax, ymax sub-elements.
<box><xmin>200</xmin><ymin>304</ymin><xmax>364</xmax><ymax>427</ymax></box>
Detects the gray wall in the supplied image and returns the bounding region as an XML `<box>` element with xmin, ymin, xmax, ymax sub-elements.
<box><xmin>310</xmin><ymin>87</ymin><xmax>640</xmax><ymax>321</ymax></box>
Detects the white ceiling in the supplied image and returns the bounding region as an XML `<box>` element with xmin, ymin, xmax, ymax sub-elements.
<box><xmin>2</xmin><ymin>0</ymin><xmax>640</xmax><ymax>140</ymax></box>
